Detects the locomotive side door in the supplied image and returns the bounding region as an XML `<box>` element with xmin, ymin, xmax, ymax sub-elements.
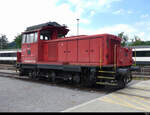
<box><xmin>58</xmin><ymin>41</ymin><xmax>67</xmax><ymax>63</ymax></box>
<box><xmin>48</xmin><ymin>42</ymin><xmax>58</xmax><ymax>62</ymax></box>
<box><xmin>90</xmin><ymin>38</ymin><xmax>101</xmax><ymax>63</ymax></box>
<box><xmin>67</xmin><ymin>40</ymin><xmax>77</xmax><ymax>62</ymax></box>
<box><xmin>78</xmin><ymin>39</ymin><xmax>90</xmax><ymax>63</ymax></box>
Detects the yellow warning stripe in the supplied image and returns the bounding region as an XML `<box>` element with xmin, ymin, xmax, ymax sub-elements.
<box><xmin>116</xmin><ymin>93</ymin><xmax>150</xmax><ymax>111</ymax></box>
<box><xmin>132</xmin><ymin>95</ymin><xmax>150</xmax><ymax>105</ymax></box>
<box><xmin>111</xmin><ymin>94</ymin><xmax>149</xmax><ymax>111</ymax></box>
<box><xmin>118</xmin><ymin>88</ymin><xmax>150</xmax><ymax>97</ymax></box>
<box><xmin>130</xmin><ymin>86</ymin><xmax>150</xmax><ymax>91</ymax></box>
<box><xmin>99</xmin><ymin>96</ymin><xmax>147</xmax><ymax>111</ymax></box>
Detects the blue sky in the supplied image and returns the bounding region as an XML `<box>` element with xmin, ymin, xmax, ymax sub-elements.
<box><xmin>0</xmin><ymin>0</ymin><xmax>149</xmax><ymax>41</ymax></box>
<box><xmin>56</xmin><ymin>0</ymin><xmax>150</xmax><ymax>41</ymax></box>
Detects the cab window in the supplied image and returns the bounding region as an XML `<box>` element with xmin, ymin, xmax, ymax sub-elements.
<box><xmin>30</xmin><ymin>33</ymin><xmax>34</xmax><ymax>43</ymax></box>
<box><xmin>26</xmin><ymin>33</ymin><xmax>36</xmax><ymax>43</ymax></box>
<box><xmin>34</xmin><ymin>32</ymin><xmax>38</xmax><ymax>42</ymax></box>
<box><xmin>22</xmin><ymin>34</ymin><xmax>26</xmax><ymax>44</ymax></box>
<box><xmin>26</xmin><ymin>34</ymin><xmax>30</xmax><ymax>43</ymax></box>
<box><xmin>22</xmin><ymin>32</ymin><xmax>38</xmax><ymax>44</ymax></box>
<box><xmin>40</xmin><ymin>30</ymin><xmax>51</xmax><ymax>40</ymax></box>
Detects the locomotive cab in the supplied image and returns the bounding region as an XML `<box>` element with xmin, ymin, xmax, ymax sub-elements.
<box><xmin>21</xmin><ymin>22</ymin><xmax>69</xmax><ymax>64</ymax></box>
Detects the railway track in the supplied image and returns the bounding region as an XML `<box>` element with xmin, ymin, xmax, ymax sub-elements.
<box><xmin>1</xmin><ymin>64</ymin><xmax>150</xmax><ymax>75</ymax></box>
<box><xmin>0</xmin><ymin>70</ymin><xmax>149</xmax><ymax>95</ymax></box>
<box><xmin>0</xmin><ymin>64</ymin><xmax>16</xmax><ymax>70</ymax></box>
<box><xmin>1</xmin><ymin>63</ymin><xmax>150</xmax><ymax>81</ymax></box>
<box><xmin>0</xmin><ymin>64</ymin><xmax>150</xmax><ymax>93</ymax></box>
<box><xmin>0</xmin><ymin>71</ymin><xmax>116</xmax><ymax>93</ymax></box>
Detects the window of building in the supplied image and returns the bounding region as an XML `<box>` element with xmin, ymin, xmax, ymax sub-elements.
<box><xmin>133</xmin><ymin>51</ymin><xmax>150</xmax><ymax>57</ymax></box>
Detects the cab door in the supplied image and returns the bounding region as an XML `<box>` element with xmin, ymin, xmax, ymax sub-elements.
<box><xmin>21</xmin><ymin>32</ymin><xmax>38</xmax><ymax>64</ymax></box>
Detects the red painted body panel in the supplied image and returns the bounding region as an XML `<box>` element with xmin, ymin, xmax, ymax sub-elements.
<box><xmin>58</xmin><ymin>41</ymin><xmax>67</xmax><ymax>63</ymax></box>
<box><xmin>78</xmin><ymin>39</ymin><xmax>90</xmax><ymax>63</ymax></box>
<box><xmin>67</xmin><ymin>40</ymin><xmax>77</xmax><ymax>62</ymax></box>
<box><xmin>17</xmin><ymin>52</ymin><xmax>21</xmax><ymax>63</ymax></box>
<box><xmin>21</xmin><ymin>30</ymin><xmax>132</xmax><ymax>67</ymax></box>
<box><xmin>90</xmin><ymin>38</ymin><xmax>100</xmax><ymax>63</ymax></box>
<box><xmin>21</xmin><ymin>43</ymin><xmax>38</xmax><ymax>64</ymax></box>
<box><xmin>48</xmin><ymin>42</ymin><xmax>58</xmax><ymax>61</ymax></box>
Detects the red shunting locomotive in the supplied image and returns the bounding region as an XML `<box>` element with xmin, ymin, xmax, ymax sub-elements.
<box><xmin>17</xmin><ymin>22</ymin><xmax>136</xmax><ymax>89</ymax></box>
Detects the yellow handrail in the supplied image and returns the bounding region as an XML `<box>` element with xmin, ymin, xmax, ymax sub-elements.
<box><xmin>100</xmin><ymin>47</ymin><xmax>102</xmax><ymax>70</ymax></box>
<box><xmin>114</xmin><ymin>45</ymin><xmax>117</xmax><ymax>72</ymax></box>
<box><xmin>134</xmin><ymin>47</ymin><xmax>136</xmax><ymax>66</ymax></box>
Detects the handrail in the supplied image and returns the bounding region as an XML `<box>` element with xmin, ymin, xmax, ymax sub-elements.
<box><xmin>114</xmin><ymin>45</ymin><xmax>117</xmax><ymax>72</ymax></box>
<box><xmin>100</xmin><ymin>47</ymin><xmax>102</xmax><ymax>70</ymax></box>
<box><xmin>134</xmin><ymin>47</ymin><xmax>136</xmax><ymax>66</ymax></box>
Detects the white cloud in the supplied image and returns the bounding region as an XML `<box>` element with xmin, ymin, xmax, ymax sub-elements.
<box><xmin>96</xmin><ymin>24</ymin><xmax>136</xmax><ymax>34</ymax></box>
<box><xmin>0</xmin><ymin>0</ymin><xmax>122</xmax><ymax>42</ymax></box>
<box><xmin>127</xmin><ymin>10</ymin><xmax>133</xmax><ymax>14</ymax></box>
<box><xmin>113</xmin><ymin>9</ymin><xmax>124</xmax><ymax>15</ymax></box>
<box><xmin>90</xmin><ymin>10</ymin><xmax>96</xmax><ymax>17</ymax></box>
<box><xmin>140</xmin><ymin>14</ymin><xmax>149</xmax><ymax>18</ymax></box>
<box><xmin>77</xmin><ymin>23</ymin><xmax>150</xmax><ymax>41</ymax></box>
<box><xmin>78</xmin><ymin>24</ymin><xmax>136</xmax><ymax>35</ymax></box>
<box><xmin>113</xmin><ymin>9</ymin><xmax>133</xmax><ymax>15</ymax></box>
<box><xmin>0</xmin><ymin>0</ymin><xmax>85</xmax><ymax>41</ymax></box>
<box><xmin>0</xmin><ymin>0</ymin><xmax>60</xmax><ymax>41</ymax></box>
<box><xmin>68</xmin><ymin>0</ymin><xmax>122</xmax><ymax>14</ymax></box>
<box><xmin>2</xmin><ymin>0</ymin><xmax>149</xmax><ymax>43</ymax></box>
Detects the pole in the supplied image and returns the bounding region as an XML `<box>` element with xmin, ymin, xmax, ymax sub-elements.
<box><xmin>77</xmin><ymin>19</ymin><xmax>79</xmax><ymax>35</ymax></box>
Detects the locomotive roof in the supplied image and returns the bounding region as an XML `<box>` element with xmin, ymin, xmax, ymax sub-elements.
<box><xmin>25</xmin><ymin>21</ymin><xmax>67</xmax><ymax>31</ymax></box>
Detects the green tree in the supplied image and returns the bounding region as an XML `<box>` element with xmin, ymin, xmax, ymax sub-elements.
<box><xmin>118</xmin><ymin>32</ymin><xmax>129</xmax><ymax>46</ymax></box>
<box><xmin>129</xmin><ymin>36</ymin><xmax>144</xmax><ymax>46</ymax></box>
<box><xmin>14</xmin><ymin>34</ymin><xmax>22</xmax><ymax>49</ymax></box>
<box><xmin>0</xmin><ymin>34</ymin><xmax>8</xmax><ymax>49</ymax></box>
<box><xmin>144</xmin><ymin>41</ymin><xmax>150</xmax><ymax>45</ymax></box>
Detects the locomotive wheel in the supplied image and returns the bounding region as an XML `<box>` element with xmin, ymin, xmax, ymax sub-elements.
<box><xmin>73</xmin><ymin>73</ymin><xmax>81</xmax><ymax>84</ymax></box>
<box><xmin>19</xmin><ymin>70</ymin><xmax>24</xmax><ymax>76</ymax></box>
<box><xmin>51</xmin><ymin>72</ymin><xmax>56</xmax><ymax>83</ymax></box>
<box><xmin>117</xmin><ymin>75</ymin><xmax>127</xmax><ymax>89</ymax></box>
<box><xmin>29</xmin><ymin>72</ymin><xmax>33</xmax><ymax>80</ymax></box>
<box><xmin>126</xmin><ymin>71</ymin><xmax>132</xmax><ymax>83</ymax></box>
<box><xmin>47</xmin><ymin>73</ymin><xmax>51</xmax><ymax>81</ymax></box>
<box><xmin>28</xmin><ymin>70</ymin><xmax>37</xmax><ymax>80</ymax></box>
<box><xmin>32</xmin><ymin>70</ymin><xmax>38</xmax><ymax>80</ymax></box>
<box><xmin>83</xmin><ymin>72</ymin><xmax>95</xmax><ymax>87</ymax></box>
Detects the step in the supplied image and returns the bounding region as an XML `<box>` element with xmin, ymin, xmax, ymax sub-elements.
<box><xmin>97</xmin><ymin>76</ymin><xmax>115</xmax><ymax>80</ymax></box>
<box><xmin>96</xmin><ymin>82</ymin><xmax>118</xmax><ymax>86</ymax></box>
<box><xmin>98</xmin><ymin>71</ymin><xmax>116</xmax><ymax>74</ymax></box>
